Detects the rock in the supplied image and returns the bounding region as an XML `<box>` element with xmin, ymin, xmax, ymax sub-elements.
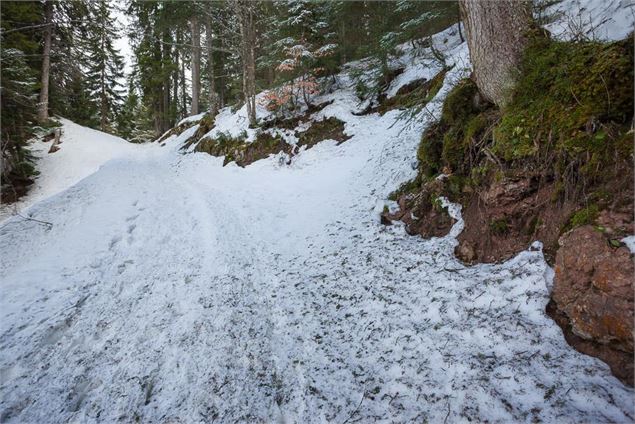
<box><xmin>456</xmin><ymin>241</ymin><xmax>476</xmax><ymax>263</ymax></box>
<box><xmin>382</xmin><ymin>179</ymin><xmax>455</xmax><ymax>238</ymax></box>
<box><xmin>551</xmin><ymin>225</ymin><xmax>634</xmax><ymax>385</ymax></box>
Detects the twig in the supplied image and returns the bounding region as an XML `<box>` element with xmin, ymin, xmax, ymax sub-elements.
<box><xmin>599</xmin><ymin>74</ymin><xmax>611</xmax><ymax>114</ymax></box>
<box><xmin>15</xmin><ymin>212</ymin><xmax>53</xmax><ymax>229</ymax></box>
<box><xmin>342</xmin><ymin>392</ymin><xmax>365</xmax><ymax>424</ymax></box>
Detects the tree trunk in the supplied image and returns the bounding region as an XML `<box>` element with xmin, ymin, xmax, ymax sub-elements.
<box><xmin>218</xmin><ymin>34</ymin><xmax>225</xmax><ymax>107</ymax></box>
<box><xmin>190</xmin><ymin>15</ymin><xmax>201</xmax><ymax>115</ymax></box>
<box><xmin>204</xmin><ymin>18</ymin><xmax>218</xmax><ymax>117</ymax></box>
<box><xmin>173</xmin><ymin>48</ymin><xmax>179</xmax><ymax>120</ymax></box>
<box><xmin>459</xmin><ymin>0</ymin><xmax>532</xmax><ymax>108</ymax></box>
<box><xmin>235</xmin><ymin>0</ymin><xmax>257</xmax><ymax>127</ymax></box>
<box><xmin>37</xmin><ymin>0</ymin><xmax>53</xmax><ymax>123</ymax></box>
<box><xmin>457</xmin><ymin>3</ymin><xmax>464</xmax><ymax>43</ymax></box>
<box><xmin>162</xmin><ymin>31</ymin><xmax>172</xmax><ymax>130</ymax></box>
<box><xmin>177</xmin><ymin>30</ymin><xmax>188</xmax><ymax>117</ymax></box>
<box><xmin>153</xmin><ymin>40</ymin><xmax>163</xmax><ymax>135</ymax></box>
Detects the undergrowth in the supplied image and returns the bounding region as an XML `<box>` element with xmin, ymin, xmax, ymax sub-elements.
<box><xmin>394</xmin><ymin>34</ymin><xmax>634</xmax><ymax>204</ymax></box>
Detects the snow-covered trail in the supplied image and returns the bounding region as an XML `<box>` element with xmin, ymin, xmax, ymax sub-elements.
<box><xmin>2</xmin><ymin>115</ymin><xmax>634</xmax><ymax>423</ymax></box>
<box><xmin>1</xmin><ymin>23</ymin><xmax>634</xmax><ymax>421</ymax></box>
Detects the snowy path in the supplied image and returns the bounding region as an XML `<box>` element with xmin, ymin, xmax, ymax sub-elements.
<box><xmin>1</xmin><ymin>111</ymin><xmax>634</xmax><ymax>423</ymax></box>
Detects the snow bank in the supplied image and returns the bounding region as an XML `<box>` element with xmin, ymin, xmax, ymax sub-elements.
<box><xmin>544</xmin><ymin>0</ymin><xmax>634</xmax><ymax>41</ymax></box>
<box><xmin>0</xmin><ymin>119</ymin><xmax>145</xmax><ymax>223</ymax></box>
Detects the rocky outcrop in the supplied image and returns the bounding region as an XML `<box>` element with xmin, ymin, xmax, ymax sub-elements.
<box><xmin>550</xmin><ymin>225</ymin><xmax>634</xmax><ymax>385</ymax></box>
<box><xmin>382</xmin><ymin>178</ymin><xmax>455</xmax><ymax>238</ymax></box>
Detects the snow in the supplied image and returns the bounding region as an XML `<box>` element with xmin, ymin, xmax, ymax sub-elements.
<box><xmin>1</xmin><ymin>11</ymin><xmax>634</xmax><ymax>424</ymax></box>
<box><xmin>387</xmin><ymin>24</ymin><xmax>467</xmax><ymax>99</ymax></box>
<box><xmin>622</xmin><ymin>235</ymin><xmax>635</xmax><ymax>254</ymax></box>
<box><xmin>0</xmin><ymin>118</ymin><xmax>145</xmax><ymax>223</ymax></box>
<box><xmin>543</xmin><ymin>0</ymin><xmax>634</xmax><ymax>41</ymax></box>
<box><xmin>202</xmin><ymin>92</ymin><xmax>273</xmax><ymax>143</ymax></box>
<box><xmin>177</xmin><ymin>111</ymin><xmax>207</xmax><ymax>127</ymax></box>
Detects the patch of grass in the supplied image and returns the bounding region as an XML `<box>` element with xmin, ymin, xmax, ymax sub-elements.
<box><xmin>196</xmin><ymin>129</ymin><xmax>295</xmax><ymax>167</ymax></box>
<box><xmin>195</xmin><ymin>130</ymin><xmax>249</xmax><ymax>165</ymax></box>
<box><xmin>296</xmin><ymin>117</ymin><xmax>350</xmax><ymax>148</ymax></box>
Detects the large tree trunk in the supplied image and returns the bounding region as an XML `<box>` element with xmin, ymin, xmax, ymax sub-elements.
<box><xmin>218</xmin><ymin>34</ymin><xmax>225</xmax><ymax>108</ymax></box>
<box><xmin>37</xmin><ymin>0</ymin><xmax>53</xmax><ymax>123</ymax></box>
<box><xmin>173</xmin><ymin>48</ymin><xmax>179</xmax><ymax>120</ymax></box>
<box><xmin>153</xmin><ymin>40</ymin><xmax>163</xmax><ymax>136</ymax></box>
<box><xmin>204</xmin><ymin>18</ymin><xmax>218</xmax><ymax>117</ymax></box>
<box><xmin>177</xmin><ymin>30</ymin><xmax>188</xmax><ymax>117</ymax></box>
<box><xmin>235</xmin><ymin>0</ymin><xmax>257</xmax><ymax>127</ymax></box>
<box><xmin>460</xmin><ymin>0</ymin><xmax>532</xmax><ymax>108</ymax></box>
<box><xmin>162</xmin><ymin>30</ymin><xmax>172</xmax><ymax>130</ymax></box>
<box><xmin>190</xmin><ymin>15</ymin><xmax>201</xmax><ymax>115</ymax></box>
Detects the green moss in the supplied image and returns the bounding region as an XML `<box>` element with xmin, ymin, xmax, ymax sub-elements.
<box><xmin>417</xmin><ymin>122</ymin><xmax>445</xmax><ymax>177</ymax></box>
<box><xmin>296</xmin><ymin>117</ymin><xmax>350</xmax><ymax>148</ymax></box>
<box><xmin>388</xmin><ymin>174</ymin><xmax>423</xmax><ymax>200</ymax></box>
<box><xmin>565</xmin><ymin>204</ymin><xmax>599</xmax><ymax>231</ymax></box>
<box><xmin>446</xmin><ymin>175</ymin><xmax>465</xmax><ymax>198</ymax></box>
<box><xmin>440</xmin><ymin>79</ymin><xmax>479</xmax><ymax>125</ymax></box>
<box><xmin>441</xmin><ymin>126</ymin><xmax>467</xmax><ymax>173</ymax></box>
<box><xmin>489</xmin><ymin>218</ymin><xmax>509</xmax><ymax>235</ymax></box>
<box><xmin>493</xmin><ymin>36</ymin><xmax>634</xmax><ymax>172</ymax></box>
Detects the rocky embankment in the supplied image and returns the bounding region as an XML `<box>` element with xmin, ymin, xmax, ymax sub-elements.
<box><xmin>382</xmin><ymin>34</ymin><xmax>634</xmax><ymax>385</ymax></box>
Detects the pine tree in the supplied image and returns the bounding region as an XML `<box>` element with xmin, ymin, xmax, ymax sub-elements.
<box><xmin>259</xmin><ymin>0</ymin><xmax>338</xmax><ymax>111</ymax></box>
<box><xmin>84</xmin><ymin>0</ymin><xmax>125</xmax><ymax>132</ymax></box>
<box><xmin>1</xmin><ymin>1</ymin><xmax>43</xmax><ymax>199</ymax></box>
<box><xmin>116</xmin><ymin>77</ymin><xmax>141</xmax><ymax>140</ymax></box>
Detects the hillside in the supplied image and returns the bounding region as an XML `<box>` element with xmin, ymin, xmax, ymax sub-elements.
<box><xmin>1</xmin><ymin>1</ymin><xmax>634</xmax><ymax>423</ymax></box>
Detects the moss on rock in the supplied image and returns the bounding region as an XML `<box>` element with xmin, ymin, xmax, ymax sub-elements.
<box><xmin>493</xmin><ymin>36</ymin><xmax>634</xmax><ymax>181</ymax></box>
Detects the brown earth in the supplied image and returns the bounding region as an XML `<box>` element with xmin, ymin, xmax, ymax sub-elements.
<box><xmin>455</xmin><ymin>176</ymin><xmax>576</xmax><ymax>264</ymax></box>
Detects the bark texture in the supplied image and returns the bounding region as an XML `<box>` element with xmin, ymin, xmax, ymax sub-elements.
<box><xmin>190</xmin><ymin>15</ymin><xmax>201</xmax><ymax>116</ymax></box>
<box><xmin>37</xmin><ymin>0</ymin><xmax>53</xmax><ymax>123</ymax></box>
<box><xmin>460</xmin><ymin>0</ymin><xmax>532</xmax><ymax>108</ymax></box>
<box><xmin>205</xmin><ymin>18</ymin><xmax>218</xmax><ymax>118</ymax></box>
<box><xmin>234</xmin><ymin>0</ymin><xmax>257</xmax><ymax>127</ymax></box>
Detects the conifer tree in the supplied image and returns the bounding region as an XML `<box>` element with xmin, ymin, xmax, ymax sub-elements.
<box><xmin>84</xmin><ymin>0</ymin><xmax>125</xmax><ymax>132</ymax></box>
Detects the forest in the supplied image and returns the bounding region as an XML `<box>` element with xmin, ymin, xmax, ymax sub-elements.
<box><xmin>2</xmin><ymin>0</ymin><xmax>457</xmax><ymax>193</ymax></box>
<box><xmin>0</xmin><ymin>0</ymin><xmax>633</xmax><ymax>422</ymax></box>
